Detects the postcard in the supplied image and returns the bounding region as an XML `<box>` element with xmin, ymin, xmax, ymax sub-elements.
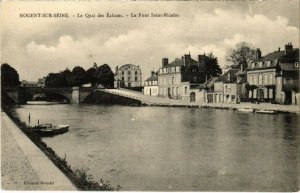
<box><xmin>1</xmin><ymin>0</ymin><xmax>299</xmax><ymax>191</ymax></box>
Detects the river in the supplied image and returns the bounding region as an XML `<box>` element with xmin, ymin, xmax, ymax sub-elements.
<box><xmin>12</xmin><ymin>104</ymin><xmax>299</xmax><ymax>191</ymax></box>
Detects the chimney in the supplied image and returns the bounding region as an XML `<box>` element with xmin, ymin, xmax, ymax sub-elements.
<box><xmin>115</xmin><ymin>66</ymin><xmax>118</xmax><ymax>73</ymax></box>
<box><xmin>198</xmin><ymin>54</ymin><xmax>206</xmax><ymax>72</ymax></box>
<box><xmin>278</xmin><ymin>47</ymin><xmax>281</xmax><ymax>52</ymax></box>
<box><xmin>183</xmin><ymin>53</ymin><xmax>191</xmax><ymax>67</ymax></box>
<box><xmin>255</xmin><ymin>48</ymin><xmax>262</xmax><ymax>60</ymax></box>
<box><xmin>151</xmin><ymin>71</ymin><xmax>155</xmax><ymax>76</ymax></box>
<box><xmin>285</xmin><ymin>42</ymin><xmax>293</xmax><ymax>55</ymax></box>
<box><xmin>162</xmin><ymin>58</ymin><xmax>168</xmax><ymax>67</ymax></box>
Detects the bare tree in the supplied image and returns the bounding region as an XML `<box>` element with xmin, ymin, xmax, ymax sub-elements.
<box><xmin>226</xmin><ymin>42</ymin><xmax>256</xmax><ymax>70</ymax></box>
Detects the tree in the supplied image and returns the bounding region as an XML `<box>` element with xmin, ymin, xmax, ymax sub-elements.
<box><xmin>70</xmin><ymin>66</ymin><xmax>87</xmax><ymax>86</ymax></box>
<box><xmin>86</xmin><ymin>66</ymin><xmax>98</xmax><ymax>86</ymax></box>
<box><xmin>1</xmin><ymin>63</ymin><xmax>20</xmax><ymax>88</ymax></box>
<box><xmin>205</xmin><ymin>53</ymin><xmax>222</xmax><ymax>78</ymax></box>
<box><xmin>226</xmin><ymin>42</ymin><xmax>256</xmax><ymax>70</ymax></box>
<box><xmin>45</xmin><ymin>73</ymin><xmax>67</xmax><ymax>88</ymax></box>
<box><xmin>96</xmin><ymin>64</ymin><xmax>114</xmax><ymax>88</ymax></box>
<box><xmin>61</xmin><ymin>68</ymin><xmax>73</xmax><ymax>86</ymax></box>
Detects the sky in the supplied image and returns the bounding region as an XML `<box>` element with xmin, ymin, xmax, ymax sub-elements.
<box><xmin>1</xmin><ymin>0</ymin><xmax>299</xmax><ymax>81</ymax></box>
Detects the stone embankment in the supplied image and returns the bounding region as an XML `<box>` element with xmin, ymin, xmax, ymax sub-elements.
<box><xmin>1</xmin><ymin>112</ymin><xmax>76</xmax><ymax>190</ymax></box>
<box><xmin>103</xmin><ymin>89</ymin><xmax>300</xmax><ymax>114</ymax></box>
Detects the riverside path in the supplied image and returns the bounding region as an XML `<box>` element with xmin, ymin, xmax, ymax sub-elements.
<box><xmin>1</xmin><ymin>112</ymin><xmax>76</xmax><ymax>190</ymax></box>
<box><xmin>102</xmin><ymin>88</ymin><xmax>300</xmax><ymax>113</ymax></box>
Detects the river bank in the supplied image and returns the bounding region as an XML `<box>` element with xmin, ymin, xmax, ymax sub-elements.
<box><xmin>102</xmin><ymin>89</ymin><xmax>300</xmax><ymax>114</ymax></box>
<box><xmin>1</xmin><ymin>106</ymin><xmax>121</xmax><ymax>191</ymax></box>
<box><xmin>1</xmin><ymin>111</ymin><xmax>76</xmax><ymax>190</ymax></box>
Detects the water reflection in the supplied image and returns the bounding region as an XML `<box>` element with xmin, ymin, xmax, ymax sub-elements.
<box><xmin>12</xmin><ymin>104</ymin><xmax>299</xmax><ymax>191</ymax></box>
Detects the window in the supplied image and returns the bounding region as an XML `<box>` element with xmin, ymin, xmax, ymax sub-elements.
<box><xmin>254</xmin><ymin>75</ymin><xmax>258</xmax><ymax>85</ymax></box>
<box><xmin>122</xmin><ymin>71</ymin><xmax>124</xmax><ymax>75</ymax></box>
<box><xmin>185</xmin><ymin>87</ymin><xmax>187</xmax><ymax>94</ymax></box>
<box><xmin>264</xmin><ymin>74</ymin><xmax>268</xmax><ymax>85</ymax></box>
<box><xmin>270</xmin><ymin>74</ymin><xmax>274</xmax><ymax>85</ymax></box>
<box><xmin>231</xmin><ymin>95</ymin><xmax>235</xmax><ymax>100</ymax></box>
<box><xmin>269</xmin><ymin>89</ymin><xmax>273</xmax><ymax>99</ymax></box>
<box><xmin>258</xmin><ymin>74</ymin><xmax>263</xmax><ymax>85</ymax></box>
<box><xmin>122</xmin><ymin>77</ymin><xmax>124</xmax><ymax>81</ymax></box>
<box><xmin>135</xmin><ymin>71</ymin><xmax>138</xmax><ymax>75</ymax></box>
<box><xmin>128</xmin><ymin>77</ymin><xmax>131</xmax><ymax>81</ymax></box>
<box><xmin>135</xmin><ymin>76</ymin><xmax>138</xmax><ymax>81</ymax></box>
<box><xmin>172</xmin><ymin>77</ymin><xmax>175</xmax><ymax>84</ymax></box>
<box><xmin>249</xmin><ymin>75</ymin><xmax>253</xmax><ymax>84</ymax></box>
<box><xmin>128</xmin><ymin>71</ymin><xmax>131</xmax><ymax>75</ymax></box>
<box><xmin>296</xmin><ymin>62</ymin><xmax>299</xmax><ymax>67</ymax></box>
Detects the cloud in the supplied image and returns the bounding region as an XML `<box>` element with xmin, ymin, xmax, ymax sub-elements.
<box><xmin>2</xmin><ymin>2</ymin><xmax>299</xmax><ymax>81</ymax></box>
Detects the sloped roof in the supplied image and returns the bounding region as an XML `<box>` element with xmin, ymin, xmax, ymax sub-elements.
<box><xmin>145</xmin><ymin>72</ymin><xmax>158</xmax><ymax>82</ymax></box>
<box><xmin>164</xmin><ymin>58</ymin><xmax>198</xmax><ymax>68</ymax></box>
<box><xmin>215</xmin><ymin>69</ymin><xmax>239</xmax><ymax>83</ymax></box>
<box><xmin>249</xmin><ymin>48</ymin><xmax>299</xmax><ymax>70</ymax></box>
<box><xmin>119</xmin><ymin>64</ymin><xmax>140</xmax><ymax>70</ymax></box>
<box><xmin>195</xmin><ymin>77</ymin><xmax>220</xmax><ymax>89</ymax></box>
<box><xmin>257</xmin><ymin>51</ymin><xmax>285</xmax><ymax>62</ymax></box>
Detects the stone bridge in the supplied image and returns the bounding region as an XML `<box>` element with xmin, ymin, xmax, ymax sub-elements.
<box><xmin>2</xmin><ymin>87</ymin><xmax>94</xmax><ymax>104</ymax></box>
<box><xmin>42</xmin><ymin>87</ymin><xmax>94</xmax><ymax>103</ymax></box>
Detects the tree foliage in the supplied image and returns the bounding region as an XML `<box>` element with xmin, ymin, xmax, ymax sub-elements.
<box><xmin>205</xmin><ymin>53</ymin><xmax>222</xmax><ymax>78</ymax></box>
<box><xmin>96</xmin><ymin>64</ymin><xmax>114</xmax><ymax>88</ymax></box>
<box><xmin>45</xmin><ymin>63</ymin><xmax>114</xmax><ymax>88</ymax></box>
<box><xmin>226</xmin><ymin>42</ymin><xmax>256</xmax><ymax>69</ymax></box>
<box><xmin>45</xmin><ymin>73</ymin><xmax>67</xmax><ymax>88</ymax></box>
<box><xmin>1</xmin><ymin>63</ymin><xmax>20</xmax><ymax>88</ymax></box>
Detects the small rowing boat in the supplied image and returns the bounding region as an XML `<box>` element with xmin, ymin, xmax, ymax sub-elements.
<box><xmin>237</xmin><ymin>108</ymin><xmax>254</xmax><ymax>113</ymax></box>
<box><xmin>256</xmin><ymin>109</ymin><xmax>277</xmax><ymax>114</ymax></box>
<box><xmin>31</xmin><ymin>124</ymin><xmax>69</xmax><ymax>136</ymax></box>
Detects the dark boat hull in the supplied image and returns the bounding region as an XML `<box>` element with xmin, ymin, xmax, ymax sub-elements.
<box><xmin>32</xmin><ymin>126</ymin><xmax>69</xmax><ymax>137</ymax></box>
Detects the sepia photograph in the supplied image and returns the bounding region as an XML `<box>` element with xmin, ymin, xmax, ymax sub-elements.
<box><xmin>1</xmin><ymin>0</ymin><xmax>299</xmax><ymax>191</ymax></box>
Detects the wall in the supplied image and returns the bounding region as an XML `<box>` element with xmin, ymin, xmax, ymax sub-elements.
<box><xmin>214</xmin><ymin>82</ymin><xmax>223</xmax><ymax>92</ymax></box>
<box><xmin>295</xmin><ymin>93</ymin><xmax>300</xmax><ymax>105</ymax></box>
<box><xmin>275</xmin><ymin>76</ymin><xmax>283</xmax><ymax>103</ymax></box>
<box><xmin>144</xmin><ymin>86</ymin><xmax>159</xmax><ymax>96</ymax></box>
<box><xmin>158</xmin><ymin>72</ymin><xmax>182</xmax><ymax>98</ymax></box>
<box><xmin>114</xmin><ymin>65</ymin><xmax>142</xmax><ymax>88</ymax></box>
<box><xmin>189</xmin><ymin>88</ymin><xmax>205</xmax><ymax>103</ymax></box>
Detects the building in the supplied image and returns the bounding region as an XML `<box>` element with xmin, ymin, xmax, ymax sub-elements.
<box><xmin>144</xmin><ymin>71</ymin><xmax>159</xmax><ymax>96</ymax></box>
<box><xmin>21</xmin><ymin>80</ymin><xmax>39</xmax><ymax>87</ymax></box>
<box><xmin>247</xmin><ymin>43</ymin><xmax>299</xmax><ymax>104</ymax></box>
<box><xmin>206</xmin><ymin>68</ymin><xmax>246</xmax><ymax>103</ymax></box>
<box><xmin>114</xmin><ymin>64</ymin><xmax>142</xmax><ymax>88</ymax></box>
<box><xmin>158</xmin><ymin>53</ymin><xmax>207</xmax><ymax>101</ymax></box>
<box><xmin>37</xmin><ymin>77</ymin><xmax>46</xmax><ymax>88</ymax></box>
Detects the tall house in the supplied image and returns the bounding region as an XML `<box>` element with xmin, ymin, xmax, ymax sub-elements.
<box><xmin>158</xmin><ymin>53</ymin><xmax>207</xmax><ymax>100</ymax></box>
<box><xmin>144</xmin><ymin>71</ymin><xmax>159</xmax><ymax>96</ymax></box>
<box><xmin>247</xmin><ymin>42</ymin><xmax>299</xmax><ymax>104</ymax></box>
<box><xmin>114</xmin><ymin>64</ymin><xmax>142</xmax><ymax>88</ymax></box>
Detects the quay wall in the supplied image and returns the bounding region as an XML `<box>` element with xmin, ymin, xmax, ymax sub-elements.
<box><xmin>84</xmin><ymin>89</ymin><xmax>142</xmax><ymax>106</ymax></box>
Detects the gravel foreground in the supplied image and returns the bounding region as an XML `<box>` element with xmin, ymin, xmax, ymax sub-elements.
<box><xmin>1</xmin><ymin>112</ymin><xmax>76</xmax><ymax>190</ymax></box>
<box><xmin>1</xmin><ymin>113</ymin><xmax>41</xmax><ymax>190</ymax></box>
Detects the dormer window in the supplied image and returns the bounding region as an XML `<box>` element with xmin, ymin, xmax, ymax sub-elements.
<box><xmin>267</xmin><ymin>61</ymin><xmax>271</xmax><ymax>67</ymax></box>
<box><xmin>296</xmin><ymin>62</ymin><xmax>299</xmax><ymax>68</ymax></box>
